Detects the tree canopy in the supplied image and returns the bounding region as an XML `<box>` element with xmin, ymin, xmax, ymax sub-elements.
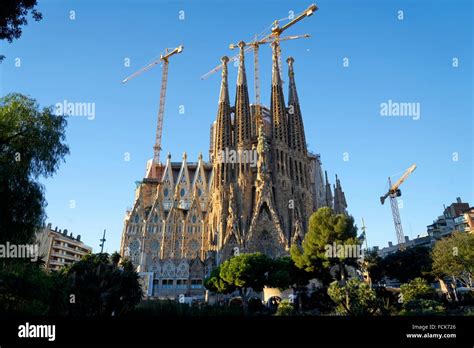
<box><xmin>327</xmin><ymin>278</ymin><xmax>378</xmax><ymax>316</ymax></box>
<box><xmin>379</xmin><ymin>246</ymin><xmax>433</xmax><ymax>283</ymax></box>
<box><xmin>0</xmin><ymin>93</ymin><xmax>69</xmax><ymax>244</ymax></box>
<box><xmin>63</xmin><ymin>253</ymin><xmax>142</xmax><ymax>316</ymax></box>
<box><xmin>363</xmin><ymin>248</ymin><xmax>384</xmax><ymax>284</ymax></box>
<box><xmin>290</xmin><ymin>207</ymin><xmax>359</xmax><ymax>282</ymax></box>
<box><xmin>205</xmin><ymin>253</ymin><xmax>272</xmax><ymax>313</ymax></box>
<box><xmin>0</xmin><ymin>259</ymin><xmax>68</xmax><ymax>315</ymax></box>
<box><xmin>399</xmin><ymin>278</ymin><xmax>444</xmax><ymax>315</ymax></box>
<box><xmin>204</xmin><ymin>266</ymin><xmax>236</xmax><ymax>294</ymax></box>
<box><xmin>431</xmin><ymin>232</ymin><xmax>473</xmax><ymax>289</ymax></box>
<box><xmin>0</xmin><ymin>0</ymin><xmax>42</xmax><ymax>61</ymax></box>
<box><xmin>219</xmin><ymin>252</ymin><xmax>271</xmax><ymax>294</ymax></box>
<box><xmin>266</xmin><ymin>256</ymin><xmax>310</xmax><ymax>290</ymax></box>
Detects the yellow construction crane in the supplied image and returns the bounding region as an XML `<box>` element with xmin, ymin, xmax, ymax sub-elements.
<box><xmin>270</xmin><ymin>3</ymin><xmax>317</xmax><ymax>77</ymax></box>
<box><xmin>271</xmin><ymin>4</ymin><xmax>318</xmax><ymax>35</ymax></box>
<box><xmin>229</xmin><ymin>34</ymin><xmax>310</xmax><ymax>111</ymax></box>
<box><xmin>380</xmin><ymin>164</ymin><xmax>417</xmax><ymax>249</ymax></box>
<box><xmin>122</xmin><ymin>45</ymin><xmax>184</xmax><ymax>165</ymax></box>
<box><xmin>200</xmin><ymin>3</ymin><xmax>318</xmax><ymax>81</ymax></box>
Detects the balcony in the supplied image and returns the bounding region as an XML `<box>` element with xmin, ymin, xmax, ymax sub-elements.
<box><xmin>53</xmin><ymin>242</ymin><xmax>89</xmax><ymax>254</ymax></box>
<box><xmin>50</xmin><ymin>251</ymin><xmax>80</xmax><ymax>262</ymax></box>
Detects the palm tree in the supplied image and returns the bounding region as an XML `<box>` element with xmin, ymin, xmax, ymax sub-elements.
<box><xmin>111</xmin><ymin>252</ymin><xmax>121</xmax><ymax>269</ymax></box>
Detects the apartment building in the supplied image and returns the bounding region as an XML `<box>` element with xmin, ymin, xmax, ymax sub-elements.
<box><xmin>36</xmin><ymin>223</ymin><xmax>92</xmax><ymax>271</ymax></box>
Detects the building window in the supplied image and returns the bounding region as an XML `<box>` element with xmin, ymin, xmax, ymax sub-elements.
<box><xmin>176</xmin><ymin>279</ymin><xmax>188</xmax><ymax>289</ymax></box>
<box><xmin>191</xmin><ymin>279</ymin><xmax>202</xmax><ymax>289</ymax></box>
<box><xmin>131</xmin><ymin>254</ymin><xmax>139</xmax><ymax>264</ymax></box>
<box><xmin>180</xmin><ymin>188</ymin><xmax>186</xmax><ymax>197</ymax></box>
<box><xmin>162</xmin><ymin>279</ymin><xmax>174</xmax><ymax>289</ymax></box>
<box><xmin>151</xmin><ymin>240</ymin><xmax>160</xmax><ymax>252</ymax></box>
<box><xmin>153</xmin><ymin>280</ymin><xmax>160</xmax><ymax>296</ymax></box>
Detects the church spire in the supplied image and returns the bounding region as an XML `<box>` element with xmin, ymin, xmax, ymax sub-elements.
<box><xmin>287</xmin><ymin>57</ymin><xmax>307</xmax><ymax>154</ymax></box>
<box><xmin>270</xmin><ymin>41</ymin><xmax>288</xmax><ymax>144</ymax></box>
<box><xmin>234</xmin><ymin>41</ymin><xmax>251</xmax><ymax>147</ymax></box>
<box><xmin>218</xmin><ymin>56</ymin><xmax>230</xmax><ymax>105</ymax></box>
<box><xmin>325</xmin><ymin>170</ymin><xmax>333</xmax><ymax>209</ymax></box>
<box><xmin>334</xmin><ymin>174</ymin><xmax>348</xmax><ymax>215</ymax></box>
<box><xmin>213</xmin><ymin>56</ymin><xmax>233</xmax><ymax>187</ymax></box>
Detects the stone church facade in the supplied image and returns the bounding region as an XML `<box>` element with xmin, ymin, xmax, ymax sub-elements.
<box><xmin>120</xmin><ymin>42</ymin><xmax>347</xmax><ymax>299</ymax></box>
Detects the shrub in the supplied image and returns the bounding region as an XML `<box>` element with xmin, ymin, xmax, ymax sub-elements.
<box><xmin>399</xmin><ymin>278</ymin><xmax>436</xmax><ymax>303</ymax></box>
<box><xmin>307</xmin><ymin>287</ymin><xmax>335</xmax><ymax>313</ymax></box>
<box><xmin>399</xmin><ymin>278</ymin><xmax>444</xmax><ymax>315</ymax></box>
<box><xmin>275</xmin><ymin>299</ymin><xmax>295</xmax><ymax>316</ymax></box>
<box><xmin>400</xmin><ymin>299</ymin><xmax>445</xmax><ymax>315</ymax></box>
<box><xmin>327</xmin><ymin>279</ymin><xmax>378</xmax><ymax>316</ymax></box>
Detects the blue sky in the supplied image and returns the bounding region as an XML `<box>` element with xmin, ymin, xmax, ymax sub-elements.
<box><xmin>1</xmin><ymin>0</ymin><xmax>472</xmax><ymax>253</ymax></box>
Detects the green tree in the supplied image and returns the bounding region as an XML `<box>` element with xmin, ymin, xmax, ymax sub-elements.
<box><xmin>63</xmin><ymin>253</ymin><xmax>142</xmax><ymax>316</ymax></box>
<box><xmin>0</xmin><ymin>260</ymin><xmax>68</xmax><ymax>315</ymax></box>
<box><xmin>267</xmin><ymin>256</ymin><xmax>311</xmax><ymax>311</ymax></box>
<box><xmin>362</xmin><ymin>248</ymin><xmax>384</xmax><ymax>284</ymax></box>
<box><xmin>432</xmin><ymin>232</ymin><xmax>473</xmax><ymax>290</ymax></box>
<box><xmin>399</xmin><ymin>277</ymin><xmax>435</xmax><ymax>303</ymax></box>
<box><xmin>204</xmin><ymin>266</ymin><xmax>236</xmax><ymax>295</ymax></box>
<box><xmin>267</xmin><ymin>256</ymin><xmax>309</xmax><ymax>289</ymax></box>
<box><xmin>110</xmin><ymin>251</ymin><xmax>122</xmax><ymax>268</ymax></box>
<box><xmin>0</xmin><ymin>0</ymin><xmax>42</xmax><ymax>62</ymax></box>
<box><xmin>219</xmin><ymin>252</ymin><xmax>271</xmax><ymax>313</ymax></box>
<box><xmin>399</xmin><ymin>278</ymin><xmax>443</xmax><ymax>315</ymax></box>
<box><xmin>290</xmin><ymin>208</ymin><xmax>361</xmax><ymax>313</ymax></box>
<box><xmin>379</xmin><ymin>246</ymin><xmax>433</xmax><ymax>283</ymax></box>
<box><xmin>291</xmin><ymin>207</ymin><xmax>360</xmax><ymax>283</ymax></box>
<box><xmin>327</xmin><ymin>278</ymin><xmax>378</xmax><ymax>316</ymax></box>
<box><xmin>0</xmin><ymin>93</ymin><xmax>69</xmax><ymax>244</ymax></box>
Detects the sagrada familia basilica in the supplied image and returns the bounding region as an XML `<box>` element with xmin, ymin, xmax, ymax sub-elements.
<box><xmin>120</xmin><ymin>41</ymin><xmax>348</xmax><ymax>298</ymax></box>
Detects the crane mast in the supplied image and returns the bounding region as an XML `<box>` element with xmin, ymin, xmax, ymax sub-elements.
<box><xmin>388</xmin><ymin>177</ymin><xmax>405</xmax><ymax>248</ymax></box>
<box><xmin>253</xmin><ymin>38</ymin><xmax>261</xmax><ymax>108</ymax></box>
<box><xmin>253</xmin><ymin>42</ymin><xmax>261</xmax><ymax>127</ymax></box>
<box><xmin>380</xmin><ymin>164</ymin><xmax>417</xmax><ymax>249</ymax></box>
<box><xmin>154</xmin><ymin>59</ymin><xmax>169</xmax><ymax>163</ymax></box>
<box><xmin>122</xmin><ymin>45</ymin><xmax>184</xmax><ymax>167</ymax></box>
